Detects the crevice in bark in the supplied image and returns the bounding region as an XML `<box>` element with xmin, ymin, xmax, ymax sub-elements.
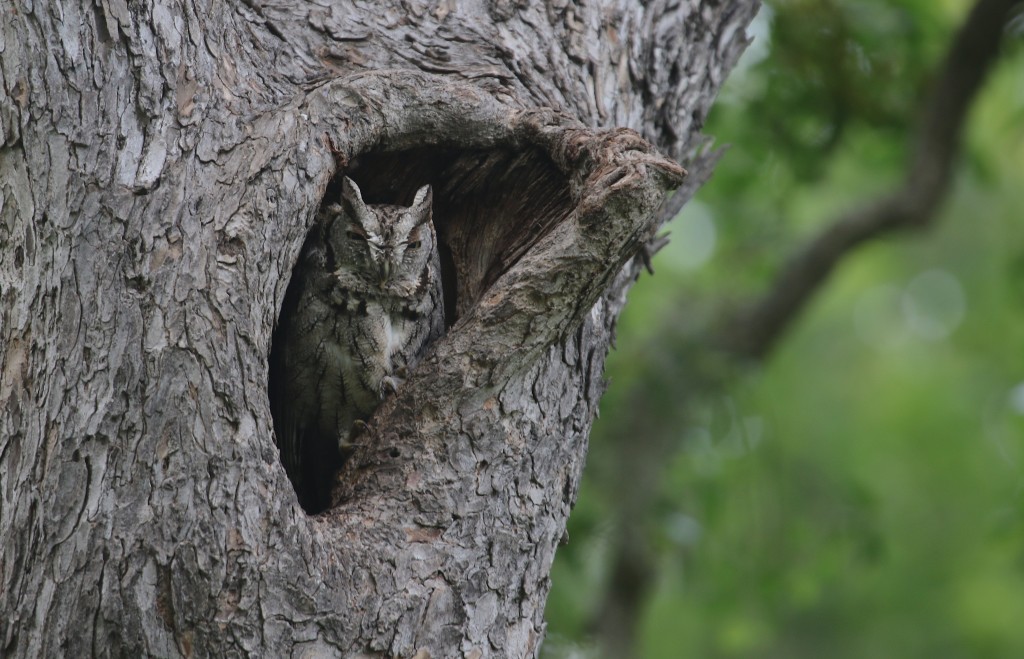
<box><xmin>269</xmin><ymin>137</ymin><xmax>579</xmax><ymax>514</ymax></box>
<box><xmin>269</xmin><ymin>142</ymin><xmax>578</xmax><ymax>513</ymax></box>
<box><xmin>265</xmin><ymin>72</ymin><xmax>685</xmax><ymax>520</ymax></box>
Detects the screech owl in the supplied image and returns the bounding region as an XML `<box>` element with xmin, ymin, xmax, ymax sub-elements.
<box><xmin>270</xmin><ymin>176</ymin><xmax>445</xmax><ymax>513</ymax></box>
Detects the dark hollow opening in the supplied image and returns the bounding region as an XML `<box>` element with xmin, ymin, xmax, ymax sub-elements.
<box><xmin>347</xmin><ymin>146</ymin><xmax>573</xmax><ymax>318</ymax></box>
<box><xmin>269</xmin><ymin>145</ymin><xmax>573</xmax><ymax>514</ymax></box>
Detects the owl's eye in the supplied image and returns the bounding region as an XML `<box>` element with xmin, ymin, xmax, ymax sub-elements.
<box><xmin>406</xmin><ymin>240</ymin><xmax>422</xmax><ymax>250</ymax></box>
<box><xmin>346</xmin><ymin>230</ymin><xmax>367</xmax><ymax>241</ymax></box>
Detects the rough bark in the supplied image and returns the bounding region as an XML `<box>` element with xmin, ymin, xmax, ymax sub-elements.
<box><xmin>0</xmin><ymin>1</ymin><xmax>757</xmax><ymax>657</ymax></box>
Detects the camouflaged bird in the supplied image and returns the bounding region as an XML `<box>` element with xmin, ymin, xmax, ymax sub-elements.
<box><xmin>271</xmin><ymin>177</ymin><xmax>444</xmax><ymax>513</ymax></box>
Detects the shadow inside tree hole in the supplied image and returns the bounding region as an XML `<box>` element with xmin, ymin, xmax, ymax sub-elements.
<box><xmin>342</xmin><ymin>146</ymin><xmax>573</xmax><ymax>323</ymax></box>
<box><xmin>270</xmin><ymin>145</ymin><xmax>573</xmax><ymax>514</ymax></box>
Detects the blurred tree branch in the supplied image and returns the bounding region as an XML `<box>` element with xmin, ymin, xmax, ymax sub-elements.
<box><xmin>720</xmin><ymin>0</ymin><xmax>1024</xmax><ymax>359</ymax></box>
<box><xmin>588</xmin><ymin>0</ymin><xmax>1022</xmax><ymax>655</ymax></box>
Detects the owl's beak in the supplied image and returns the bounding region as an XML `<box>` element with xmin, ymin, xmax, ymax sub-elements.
<box><xmin>378</xmin><ymin>261</ymin><xmax>392</xmax><ymax>284</ymax></box>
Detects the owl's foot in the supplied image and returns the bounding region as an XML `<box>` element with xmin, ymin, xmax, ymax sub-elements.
<box><xmin>339</xmin><ymin>420</ymin><xmax>370</xmax><ymax>453</ymax></box>
<box><xmin>379</xmin><ymin>375</ymin><xmax>404</xmax><ymax>400</ymax></box>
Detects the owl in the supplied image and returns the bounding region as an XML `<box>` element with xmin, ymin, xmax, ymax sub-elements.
<box><xmin>270</xmin><ymin>176</ymin><xmax>445</xmax><ymax>513</ymax></box>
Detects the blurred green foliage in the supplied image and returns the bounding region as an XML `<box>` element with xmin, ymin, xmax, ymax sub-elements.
<box><xmin>544</xmin><ymin>1</ymin><xmax>1024</xmax><ymax>656</ymax></box>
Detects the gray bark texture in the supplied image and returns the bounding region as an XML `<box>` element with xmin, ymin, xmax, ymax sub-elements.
<box><xmin>0</xmin><ymin>1</ymin><xmax>757</xmax><ymax>657</ymax></box>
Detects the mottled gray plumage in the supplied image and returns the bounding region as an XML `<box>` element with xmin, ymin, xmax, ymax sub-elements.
<box><xmin>271</xmin><ymin>177</ymin><xmax>444</xmax><ymax>513</ymax></box>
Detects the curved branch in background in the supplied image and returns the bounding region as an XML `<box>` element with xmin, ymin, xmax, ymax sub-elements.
<box><xmin>720</xmin><ymin>0</ymin><xmax>1023</xmax><ymax>360</ymax></box>
<box><xmin>590</xmin><ymin>0</ymin><xmax>1022</xmax><ymax>654</ymax></box>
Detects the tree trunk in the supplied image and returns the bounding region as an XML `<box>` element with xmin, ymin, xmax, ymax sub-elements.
<box><xmin>0</xmin><ymin>1</ymin><xmax>757</xmax><ymax>656</ymax></box>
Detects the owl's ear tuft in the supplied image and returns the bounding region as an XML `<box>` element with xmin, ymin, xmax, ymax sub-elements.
<box><xmin>410</xmin><ymin>184</ymin><xmax>432</xmax><ymax>225</ymax></box>
<box><xmin>341</xmin><ymin>177</ymin><xmax>371</xmax><ymax>223</ymax></box>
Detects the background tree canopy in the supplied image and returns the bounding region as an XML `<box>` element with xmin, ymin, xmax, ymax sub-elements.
<box><xmin>544</xmin><ymin>1</ymin><xmax>1024</xmax><ymax>657</ymax></box>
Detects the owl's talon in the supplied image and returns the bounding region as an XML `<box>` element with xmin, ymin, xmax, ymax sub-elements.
<box><xmin>379</xmin><ymin>376</ymin><xmax>402</xmax><ymax>399</ymax></box>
